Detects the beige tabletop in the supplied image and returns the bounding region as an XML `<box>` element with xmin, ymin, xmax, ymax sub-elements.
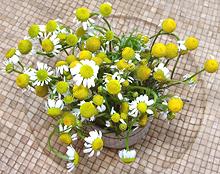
<box><xmin>0</xmin><ymin>0</ymin><xmax>220</xmax><ymax>173</ymax></box>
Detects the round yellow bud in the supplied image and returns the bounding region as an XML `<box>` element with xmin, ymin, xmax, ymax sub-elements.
<box><xmin>204</xmin><ymin>59</ymin><xmax>219</xmax><ymax>73</ymax></box>
<box><xmin>165</xmin><ymin>43</ymin><xmax>178</xmax><ymax>59</ymax></box>
<box><xmin>86</xmin><ymin>37</ymin><xmax>101</xmax><ymax>52</ymax></box>
<box><xmin>162</xmin><ymin>18</ymin><xmax>176</xmax><ymax>33</ymax></box>
<box><xmin>59</xmin><ymin>133</ymin><xmax>72</xmax><ymax>145</ymax></box>
<box><xmin>93</xmin><ymin>95</ymin><xmax>104</xmax><ymax>106</ymax></box>
<box><xmin>136</xmin><ymin>65</ymin><xmax>151</xmax><ymax>81</ymax></box>
<box><xmin>116</xmin><ymin>59</ymin><xmax>129</xmax><ymax>70</ymax></box>
<box><xmin>79</xmin><ymin>50</ymin><xmax>92</xmax><ymax>60</ymax></box>
<box><xmin>76</xmin><ymin>27</ymin><xmax>86</xmax><ymax>37</ymax></box>
<box><xmin>92</xmin><ymin>56</ymin><xmax>103</xmax><ymax>65</ymax></box>
<box><xmin>139</xmin><ymin>114</ymin><xmax>148</xmax><ymax>127</ymax></box>
<box><xmin>111</xmin><ymin>113</ymin><xmax>120</xmax><ymax>123</ymax></box>
<box><xmin>16</xmin><ymin>74</ymin><xmax>29</xmax><ymax>88</ymax></box>
<box><xmin>41</xmin><ymin>39</ymin><xmax>54</xmax><ymax>53</ymax></box>
<box><xmin>119</xmin><ymin>123</ymin><xmax>127</xmax><ymax>131</ymax></box>
<box><xmin>153</xmin><ymin>70</ymin><xmax>166</xmax><ymax>82</ymax></box>
<box><xmin>46</xmin><ymin>20</ymin><xmax>57</xmax><ymax>32</ymax></box>
<box><xmin>75</xmin><ymin>7</ymin><xmax>90</xmax><ymax>22</ymax></box>
<box><xmin>184</xmin><ymin>37</ymin><xmax>199</xmax><ymax>50</ymax></box>
<box><xmin>151</xmin><ymin>43</ymin><xmax>167</xmax><ymax>58</ymax></box>
<box><xmin>120</xmin><ymin>113</ymin><xmax>128</xmax><ymax>120</ymax></box>
<box><xmin>28</xmin><ymin>24</ymin><xmax>39</xmax><ymax>38</ymax></box>
<box><xmin>106</xmin><ymin>80</ymin><xmax>121</xmax><ymax>95</ymax></box>
<box><xmin>99</xmin><ymin>3</ymin><xmax>112</xmax><ymax>17</ymax></box>
<box><xmin>73</xmin><ymin>85</ymin><xmax>89</xmax><ymax>100</ymax></box>
<box><xmin>80</xmin><ymin>102</ymin><xmax>97</xmax><ymax>118</ymax></box>
<box><xmin>5</xmin><ymin>48</ymin><xmax>16</xmax><ymax>59</ymax></box>
<box><xmin>63</xmin><ymin>112</ymin><xmax>77</xmax><ymax>126</ymax></box>
<box><xmin>66</xmin><ymin>34</ymin><xmax>78</xmax><ymax>46</ymax></box>
<box><xmin>66</xmin><ymin>55</ymin><xmax>77</xmax><ymax>64</ymax></box>
<box><xmin>92</xmin><ymin>138</ymin><xmax>104</xmax><ymax>151</ymax></box>
<box><xmin>105</xmin><ymin>30</ymin><xmax>114</xmax><ymax>41</ymax></box>
<box><xmin>56</xmin><ymin>81</ymin><xmax>69</xmax><ymax>94</ymax></box>
<box><xmin>18</xmin><ymin>40</ymin><xmax>32</xmax><ymax>54</ymax></box>
<box><xmin>168</xmin><ymin>97</ymin><xmax>183</xmax><ymax>113</ymax></box>
<box><xmin>122</xmin><ymin>47</ymin><xmax>135</xmax><ymax>60</ymax></box>
<box><xmin>35</xmin><ymin>85</ymin><xmax>48</xmax><ymax>97</ymax></box>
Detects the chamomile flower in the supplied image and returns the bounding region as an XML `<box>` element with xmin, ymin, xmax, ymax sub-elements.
<box><xmin>78</xmin><ymin>101</ymin><xmax>97</xmax><ymax>121</ymax></box>
<box><xmin>31</xmin><ymin>62</ymin><xmax>53</xmax><ymax>86</ymax></box>
<box><xmin>104</xmin><ymin>72</ymin><xmax>129</xmax><ymax>100</ymax></box>
<box><xmin>93</xmin><ymin>94</ymin><xmax>106</xmax><ymax>112</ymax></box>
<box><xmin>55</xmin><ymin>61</ymin><xmax>69</xmax><ymax>75</ymax></box>
<box><xmin>2</xmin><ymin>60</ymin><xmax>14</xmax><ymax>74</ymax></box>
<box><xmin>5</xmin><ymin>48</ymin><xmax>21</xmax><ymax>64</ymax></box>
<box><xmin>129</xmin><ymin>94</ymin><xmax>154</xmax><ymax>117</ymax></box>
<box><xmin>153</xmin><ymin>63</ymin><xmax>170</xmax><ymax>81</ymax></box>
<box><xmin>45</xmin><ymin>99</ymin><xmax>64</xmax><ymax>117</ymax></box>
<box><xmin>66</xmin><ymin>146</ymin><xmax>79</xmax><ymax>172</ymax></box>
<box><xmin>83</xmin><ymin>130</ymin><xmax>104</xmax><ymax>157</ymax></box>
<box><xmin>118</xmin><ymin>149</ymin><xmax>136</xmax><ymax>163</ymax></box>
<box><xmin>70</xmin><ymin>60</ymin><xmax>99</xmax><ymax>88</ymax></box>
<box><xmin>41</xmin><ymin>34</ymin><xmax>62</xmax><ymax>55</ymax></box>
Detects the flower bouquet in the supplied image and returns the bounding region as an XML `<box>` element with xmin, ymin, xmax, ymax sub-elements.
<box><xmin>3</xmin><ymin>2</ymin><xmax>219</xmax><ymax>172</ymax></box>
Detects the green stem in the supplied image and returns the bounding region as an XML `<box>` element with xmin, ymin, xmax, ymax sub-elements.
<box><xmin>149</xmin><ymin>32</ymin><xmax>180</xmax><ymax>41</ymax></box>
<box><xmin>13</xmin><ymin>69</ymin><xmax>23</xmax><ymax>74</ymax></box>
<box><xmin>171</xmin><ymin>54</ymin><xmax>181</xmax><ymax>79</ymax></box>
<box><xmin>102</xmin><ymin>17</ymin><xmax>111</xmax><ymax>30</ymax></box>
<box><xmin>47</xmin><ymin>127</ymin><xmax>69</xmax><ymax>161</ymax></box>
<box><xmin>164</xmin><ymin>59</ymin><xmax>170</xmax><ymax>66</ymax></box>
<box><xmin>163</xmin><ymin>69</ymin><xmax>205</xmax><ymax>89</ymax></box>
<box><xmin>150</xmin><ymin>29</ymin><xmax>162</xmax><ymax>51</ymax></box>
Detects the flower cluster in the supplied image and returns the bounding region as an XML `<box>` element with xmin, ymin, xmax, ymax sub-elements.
<box><xmin>2</xmin><ymin>2</ymin><xmax>219</xmax><ymax>172</ymax></box>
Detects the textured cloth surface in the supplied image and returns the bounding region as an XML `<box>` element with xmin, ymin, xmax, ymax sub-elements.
<box><xmin>0</xmin><ymin>0</ymin><xmax>220</xmax><ymax>173</ymax></box>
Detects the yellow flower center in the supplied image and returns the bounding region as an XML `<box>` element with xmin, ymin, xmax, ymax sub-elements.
<box><xmin>139</xmin><ymin>114</ymin><xmax>148</xmax><ymax>127</ymax></box>
<box><xmin>136</xmin><ymin>65</ymin><xmax>151</xmax><ymax>81</ymax></box>
<box><xmin>105</xmin><ymin>30</ymin><xmax>114</xmax><ymax>41</ymax></box>
<box><xmin>46</xmin><ymin>20</ymin><xmax>57</xmax><ymax>33</ymax></box>
<box><xmin>116</xmin><ymin>59</ymin><xmax>129</xmax><ymax>70</ymax></box>
<box><xmin>56</xmin><ymin>81</ymin><xmax>69</xmax><ymax>94</ymax></box>
<box><xmin>121</xmin><ymin>157</ymin><xmax>136</xmax><ymax>164</ymax></box>
<box><xmin>75</xmin><ymin>7</ymin><xmax>90</xmax><ymax>22</ymax></box>
<box><xmin>66</xmin><ymin>55</ymin><xmax>77</xmax><ymax>64</ymax></box>
<box><xmin>137</xmin><ymin>102</ymin><xmax>147</xmax><ymax>113</ymax></box>
<box><xmin>66</xmin><ymin>34</ymin><xmax>78</xmax><ymax>46</ymax></box>
<box><xmin>204</xmin><ymin>59</ymin><xmax>219</xmax><ymax>73</ymax></box>
<box><xmin>168</xmin><ymin>97</ymin><xmax>183</xmax><ymax>113</ymax></box>
<box><xmin>42</xmin><ymin>39</ymin><xmax>54</xmax><ymax>53</ymax></box>
<box><xmin>92</xmin><ymin>138</ymin><xmax>104</xmax><ymax>151</ymax></box>
<box><xmin>86</xmin><ymin>37</ymin><xmax>101</xmax><ymax>52</ymax></box>
<box><xmin>72</xmin><ymin>85</ymin><xmax>89</xmax><ymax>100</ymax></box>
<box><xmin>153</xmin><ymin>70</ymin><xmax>166</xmax><ymax>82</ymax></box>
<box><xmin>63</xmin><ymin>112</ymin><xmax>76</xmax><ymax>126</ymax></box>
<box><xmin>119</xmin><ymin>123</ymin><xmax>127</xmax><ymax>131</ymax></box>
<box><xmin>106</xmin><ymin>80</ymin><xmax>121</xmax><ymax>95</ymax></box>
<box><xmin>28</xmin><ymin>24</ymin><xmax>39</xmax><ymax>38</ymax></box>
<box><xmin>151</xmin><ymin>43</ymin><xmax>167</xmax><ymax>58</ymax></box>
<box><xmin>35</xmin><ymin>85</ymin><xmax>48</xmax><ymax>97</ymax></box>
<box><xmin>16</xmin><ymin>74</ymin><xmax>30</xmax><ymax>88</ymax></box>
<box><xmin>162</xmin><ymin>18</ymin><xmax>176</xmax><ymax>33</ymax></box>
<box><xmin>92</xmin><ymin>56</ymin><xmax>103</xmax><ymax>65</ymax></box>
<box><xmin>74</xmin><ymin>152</ymin><xmax>80</xmax><ymax>166</ymax></box>
<box><xmin>5</xmin><ymin>48</ymin><xmax>16</xmax><ymax>59</ymax></box>
<box><xmin>80</xmin><ymin>65</ymin><xmax>94</xmax><ymax>78</ymax></box>
<box><xmin>184</xmin><ymin>37</ymin><xmax>199</xmax><ymax>51</ymax></box>
<box><xmin>57</xmin><ymin>33</ymin><xmax>67</xmax><ymax>41</ymax></box>
<box><xmin>59</xmin><ymin>133</ymin><xmax>72</xmax><ymax>145</ymax></box>
<box><xmin>79</xmin><ymin>50</ymin><xmax>92</xmax><ymax>60</ymax></box>
<box><xmin>63</xmin><ymin>95</ymin><xmax>74</xmax><ymax>104</ymax></box>
<box><xmin>18</xmin><ymin>40</ymin><xmax>32</xmax><ymax>55</ymax></box>
<box><xmin>122</xmin><ymin>47</ymin><xmax>135</xmax><ymax>60</ymax></box>
<box><xmin>120</xmin><ymin>113</ymin><xmax>128</xmax><ymax>120</ymax></box>
<box><xmin>120</xmin><ymin>102</ymin><xmax>129</xmax><ymax>114</ymax></box>
<box><xmin>47</xmin><ymin>108</ymin><xmax>62</xmax><ymax>117</ymax></box>
<box><xmin>36</xmin><ymin>69</ymin><xmax>48</xmax><ymax>81</ymax></box>
<box><xmin>165</xmin><ymin>43</ymin><xmax>178</xmax><ymax>59</ymax></box>
<box><xmin>111</xmin><ymin>113</ymin><xmax>120</xmax><ymax>123</ymax></box>
<box><xmin>55</xmin><ymin>60</ymin><xmax>68</xmax><ymax>67</ymax></box>
<box><xmin>93</xmin><ymin>95</ymin><xmax>104</xmax><ymax>106</ymax></box>
<box><xmin>99</xmin><ymin>3</ymin><xmax>112</xmax><ymax>17</ymax></box>
<box><xmin>76</xmin><ymin>27</ymin><xmax>86</xmax><ymax>37</ymax></box>
<box><xmin>80</xmin><ymin>102</ymin><xmax>97</xmax><ymax>118</ymax></box>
